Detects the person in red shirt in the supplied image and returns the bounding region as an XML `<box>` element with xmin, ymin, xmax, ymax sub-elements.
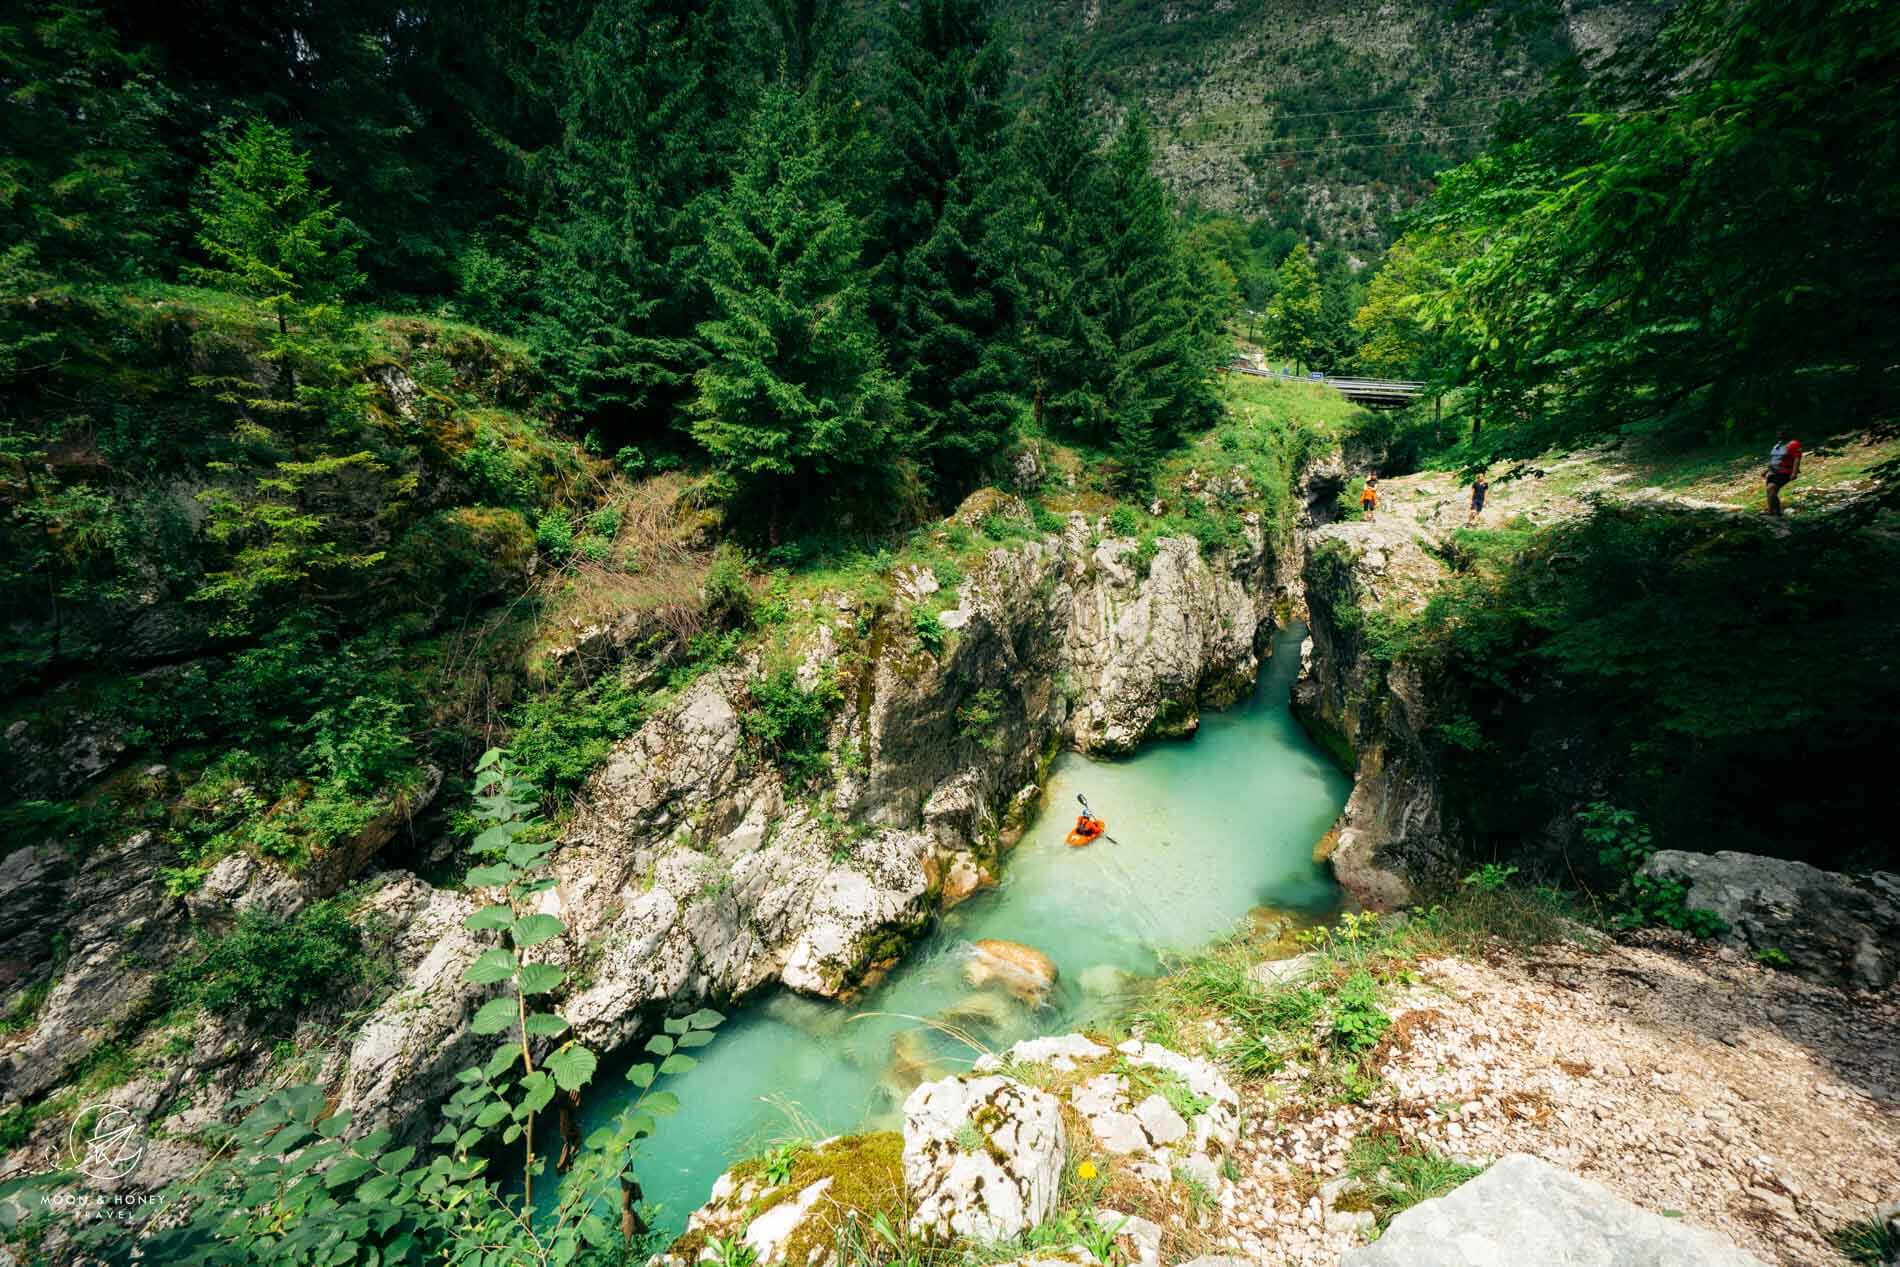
<box><xmin>1764</xmin><ymin>433</ymin><xmax>1802</xmax><ymax>516</ymax></box>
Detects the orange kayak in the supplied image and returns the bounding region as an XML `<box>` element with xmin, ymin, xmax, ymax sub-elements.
<box><xmin>1065</xmin><ymin>816</ymin><xmax>1107</xmax><ymax>848</ymax></box>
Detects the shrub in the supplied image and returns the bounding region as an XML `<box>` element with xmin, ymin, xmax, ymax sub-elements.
<box><xmin>535</xmin><ymin>510</ymin><xmax>573</xmax><ymax>560</ymax></box>
<box><xmin>956</xmin><ymin>688</ymin><xmax>1004</xmax><ymax>751</ymax></box>
<box><xmin>1032</xmin><ymin>505</ymin><xmax>1065</xmax><ymax>534</ymax></box>
<box><xmin>506</xmin><ymin>669</ymin><xmax>652</xmax><ymax>798</ymax></box>
<box><xmin>1107</xmin><ymin>505</ymin><xmax>1142</xmax><ymax>536</ymax></box>
<box><xmin>912</xmin><ymin>605</ymin><xmax>945</xmax><ymax>654</ymax></box>
<box><xmin>180</xmin><ymin>900</ymin><xmax>366</xmax><ymax>1022</ymax></box>
<box><xmin>457</xmin><ymin>424</ymin><xmax>535</xmax><ymax>506</ymax></box>
<box><xmin>703</xmin><ymin>542</ymin><xmax>753</xmax><ymax>627</ymax></box>
<box><xmin>742</xmin><ymin>669</ymin><xmax>841</xmax><ymax>786</ymax></box>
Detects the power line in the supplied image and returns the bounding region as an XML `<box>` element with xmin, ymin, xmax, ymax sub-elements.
<box><xmin>1251</xmin><ymin>91</ymin><xmax>1533</xmax><ymax>122</ymax></box>
<box><xmin>1177</xmin><ymin>120</ymin><xmax>1500</xmax><ymax>149</ymax></box>
<box><xmin>1165</xmin><ymin>125</ymin><xmax>1499</xmax><ymax>159</ymax></box>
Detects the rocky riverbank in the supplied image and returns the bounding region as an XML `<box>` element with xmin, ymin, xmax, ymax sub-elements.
<box><xmin>0</xmin><ymin>488</ymin><xmax>1292</xmax><ymax>1203</ymax></box>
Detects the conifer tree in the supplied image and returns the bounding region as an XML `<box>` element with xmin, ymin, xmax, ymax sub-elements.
<box><xmin>528</xmin><ymin>0</ymin><xmax>746</xmax><ymax>445</ymax></box>
<box><xmin>1094</xmin><ymin>108</ymin><xmax>1223</xmax><ymax>492</ymax></box>
<box><xmin>876</xmin><ymin>0</ymin><xmax>1025</xmax><ymax>493</ymax></box>
<box><xmin>190</xmin><ymin>118</ymin><xmax>362</xmax><ymax>340</ymax></box>
<box><xmin>1017</xmin><ymin>41</ymin><xmax>1112</xmax><ymax>439</ymax></box>
<box><xmin>1265</xmin><ymin>243</ymin><xmax>1322</xmax><ymax>373</ymax></box>
<box><xmin>691</xmin><ymin>81</ymin><xmax>903</xmax><ymax>536</ymax></box>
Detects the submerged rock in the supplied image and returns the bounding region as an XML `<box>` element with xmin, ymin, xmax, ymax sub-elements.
<box><xmin>964</xmin><ymin>939</ymin><xmax>1059</xmax><ymax>1005</ymax></box>
<box><xmin>1342</xmin><ymin>1153</ymin><xmax>1769</xmax><ymax>1266</ymax></box>
<box><xmin>903</xmin><ymin>1074</ymin><xmax>1065</xmax><ymax>1241</ymax></box>
<box><xmin>1642</xmin><ymin>850</ymin><xmax>1900</xmax><ymax>990</ymax></box>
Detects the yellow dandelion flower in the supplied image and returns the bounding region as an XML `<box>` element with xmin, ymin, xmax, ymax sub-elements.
<box><xmin>1076</xmin><ymin>1160</ymin><xmax>1098</xmax><ymax>1180</ymax></box>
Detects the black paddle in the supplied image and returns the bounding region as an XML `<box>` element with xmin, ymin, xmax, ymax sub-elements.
<box><xmin>1076</xmin><ymin>794</ymin><xmax>1122</xmax><ymax>845</ymax></box>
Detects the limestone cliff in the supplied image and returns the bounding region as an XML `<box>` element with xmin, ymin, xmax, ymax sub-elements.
<box><xmin>331</xmin><ymin>498</ymin><xmax>1284</xmax><ymax>1138</ymax></box>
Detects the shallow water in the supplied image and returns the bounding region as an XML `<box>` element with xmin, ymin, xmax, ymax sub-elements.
<box><xmin>581</xmin><ymin>623</ymin><xmax>1348</xmax><ymax>1231</ymax></box>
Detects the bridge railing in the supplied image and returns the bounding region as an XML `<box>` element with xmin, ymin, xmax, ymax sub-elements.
<box><xmin>1225</xmin><ymin>362</ymin><xmax>1424</xmax><ymax>395</ymax></box>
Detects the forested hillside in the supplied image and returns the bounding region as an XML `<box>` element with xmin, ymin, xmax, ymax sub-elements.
<box><xmin>997</xmin><ymin>0</ymin><xmax>1669</xmax><ymax>249</ymax></box>
<box><xmin>4</xmin><ymin>0</ymin><xmax>1900</xmax><ymax>1263</ymax></box>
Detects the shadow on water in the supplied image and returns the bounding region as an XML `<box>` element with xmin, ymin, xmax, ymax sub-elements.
<box><xmin>566</xmin><ymin>622</ymin><xmax>1350</xmax><ymax>1232</ymax></box>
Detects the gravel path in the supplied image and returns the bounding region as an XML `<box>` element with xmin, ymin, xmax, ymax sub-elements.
<box><xmin>1220</xmin><ymin>932</ymin><xmax>1900</xmax><ymax>1265</ymax></box>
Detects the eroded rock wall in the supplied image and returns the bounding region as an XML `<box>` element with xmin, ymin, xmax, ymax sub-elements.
<box><xmin>336</xmin><ymin>505</ymin><xmax>1282</xmax><ymax>1136</ymax></box>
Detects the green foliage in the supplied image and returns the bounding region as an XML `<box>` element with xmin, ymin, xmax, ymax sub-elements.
<box><xmin>1754</xmin><ymin>946</ymin><xmax>1794</xmax><ymax>970</ymax></box>
<box><xmin>911</xmin><ymin>605</ymin><xmax>946</xmax><ymax>654</ymax></box>
<box><xmin>88</xmin><ymin>750</ymin><xmax>725</xmax><ymax>1265</ymax></box>
<box><xmin>1344</xmin><ymin>1131</ymin><xmax>1485</xmax><ymax>1228</ymax></box>
<box><xmin>176</xmin><ymin>900</ymin><xmax>367</xmax><ymax>1023</ymax></box>
<box><xmin>505</xmin><ymin>670</ymin><xmax>654</xmax><ymax>800</ymax></box>
<box><xmin>742</xmin><ymin>669</ymin><xmax>842</xmax><ymax>787</ymax></box>
<box><xmin>1107</xmin><ymin>505</ymin><xmax>1142</xmax><ymax>536</ymax></box>
<box><xmin>1459</xmin><ymin>863</ymin><xmax>1519</xmax><ymax>893</ymax></box>
<box><xmin>189</xmin><ymin>119</ymin><xmax>363</xmax><ymax>336</ymax></box>
<box><xmin>526</xmin><ymin>0</ymin><xmax>746</xmax><ymax>439</ymax></box>
<box><xmin>1327</xmin><ymin>971</ymin><xmax>1390</xmax><ymax>1054</ymax></box>
<box><xmin>955</xmin><ymin>687</ymin><xmax>1005</xmax><ymax>751</ymax></box>
<box><xmin>1265</xmin><ymin>244</ymin><xmax>1322</xmax><ymax>373</ymax></box>
<box><xmin>1397</xmin><ymin>0</ymin><xmax>1900</xmax><ymax>457</ymax></box>
<box><xmin>875</xmin><ymin>0</ymin><xmax>1026</xmax><ymax>497</ymax></box>
<box><xmin>692</xmin><ymin>79</ymin><xmax>903</xmax><ymax>528</ymax></box>
<box><xmin>1402</xmin><ymin>506</ymin><xmax>1900</xmax><ymax>873</ymax></box>
<box><xmin>703</xmin><ymin>543</ymin><xmax>754</xmax><ymax>627</ymax></box>
<box><xmin>1831</xmin><ymin>1212</ymin><xmax>1900</xmax><ymax>1265</ymax></box>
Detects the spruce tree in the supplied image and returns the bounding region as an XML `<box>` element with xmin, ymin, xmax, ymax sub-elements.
<box><xmin>1017</xmin><ymin>41</ymin><xmax>1112</xmax><ymax>440</ymax></box>
<box><xmin>691</xmin><ymin>81</ymin><xmax>903</xmax><ymax>537</ymax></box>
<box><xmin>528</xmin><ymin>0</ymin><xmax>746</xmax><ymax>447</ymax></box>
<box><xmin>876</xmin><ymin>0</ymin><xmax>1026</xmax><ymax>494</ymax></box>
<box><xmin>1266</xmin><ymin>243</ymin><xmax>1322</xmax><ymax>373</ymax></box>
<box><xmin>1095</xmin><ymin>109</ymin><xmax>1222</xmax><ymax>492</ymax></box>
<box><xmin>190</xmin><ymin>119</ymin><xmax>362</xmax><ymax>340</ymax></box>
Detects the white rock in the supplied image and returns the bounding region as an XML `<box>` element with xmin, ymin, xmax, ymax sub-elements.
<box><xmin>904</xmin><ymin>1075</ymin><xmax>1065</xmax><ymax>1242</ymax></box>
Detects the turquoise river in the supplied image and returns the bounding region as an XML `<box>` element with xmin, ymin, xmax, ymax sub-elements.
<box><xmin>580</xmin><ymin>623</ymin><xmax>1350</xmax><ymax>1232</ymax></box>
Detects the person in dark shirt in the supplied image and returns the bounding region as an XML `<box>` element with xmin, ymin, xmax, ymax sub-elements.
<box><xmin>1466</xmin><ymin>473</ymin><xmax>1489</xmax><ymax>526</ymax></box>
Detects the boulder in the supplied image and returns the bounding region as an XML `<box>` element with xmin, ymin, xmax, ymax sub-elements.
<box><xmin>975</xmin><ymin>1034</ymin><xmax>1110</xmax><ymax>1074</ymax></box>
<box><xmin>965</xmin><ymin>940</ymin><xmax>1058</xmax><ymax>1005</ymax></box>
<box><xmin>1641</xmin><ymin>850</ymin><xmax>1900</xmax><ymax>990</ymax></box>
<box><xmin>1092</xmin><ymin>1209</ymin><xmax>1162</xmax><ymax>1267</ymax></box>
<box><xmin>1248</xmin><ymin>951</ymin><xmax>1322</xmax><ymax>989</ymax></box>
<box><xmin>1065</xmin><ymin>1041</ymin><xmax>1240</xmax><ymax>1192</ymax></box>
<box><xmin>660</xmin><ymin>1133</ymin><xmax>907</xmax><ymax>1267</ymax></box>
<box><xmin>1341</xmin><ymin>1154</ymin><xmax>1769</xmax><ymax>1267</ymax></box>
<box><xmin>903</xmin><ymin>1075</ymin><xmax>1065</xmax><ymax>1242</ymax></box>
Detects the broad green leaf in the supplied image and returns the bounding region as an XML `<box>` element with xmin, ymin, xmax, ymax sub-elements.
<box><xmin>644</xmin><ymin>1090</ymin><xmax>680</xmax><ymax>1116</ymax></box>
<box><xmin>475</xmin><ymin>1103</ymin><xmax>510</xmax><ymax>1129</ymax></box>
<box><xmin>511</xmin><ymin>914</ymin><xmax>565</xmax><ymax>947</ymax></box>
<box><xmin>644</xmin><ymin>1034</ymin><xmax>675</xmax><ymax>1057</ymax></box>
<box><xmin>523</xmin><ymin>1012</ymin><xmax>570</xmax><ymax>1038</ymax></box>
<box><xmin>463</xmin><ymin>948</ymin><xmax>518</xmax><ymax>986</ymax></box>
<box><xmin>685</xmin><ymin>1008</ymin><xmax>726</xmax><ymax>1030</ymax></box>
<box><xmin>519</xmin><ymin>1070</ymin><xmax>557</xmax><ymax>1115</ymax></box>
<box><xmin>627</xmin><ymin>1112</ymin><xmax>657</xmax><ymax>1139</ymax></box>
<box><xmin>464</xmin><ymin>864</ymin><xmax>517</xmax><ymax>889</ymax></box>
<box><xmin>625</xmin><ymin>1063</ymin><xmax>655</xmax><ymax>1088</ymax></box>
<box><xmin>484</xmin><ymin>1043</ymin><xmax>523</xmax><ymax>1078</ymax></box>
<box><xmin>324</xmin><ymin>1158</ymin><xmax>373</xmax><ymax>1189</ymax></box>
<box><xmin>517</xmin><ymin>963</ymin><xmax>564</xmax><ymax>995</ymax></box>
<box><xmin>676</xmin><ymin>1029</ymin><xmax>715</xmax><ymax>1049</ymax></box>
<box><xmin>547</xmin><ymin>1045</ymin><xmax>598</xmax><ymax>1092</ymax></box>
<box><xmin>382</xmin><ymin>1146</ymin><xmax>416</xmax><ymax>1172</ymax></box>
<box><xmin>463</xmin><ymin>904</ymin><xmax>514</xmax><ymax>931</ymax></box>
<box><xmin>658</xmin><ymin>1054</ymin><xmax>696</xmax><ymax>1076</ymax></box>
<box><xmin>662</xmin><ymin>1016</ymin><xmax>689</xmax><ymax>1035</ymax></box>
<box><xmin>470</xmin><ymin>997</ymin><xmax>518</xmax><ymax>1036</ymax></box>
<box><xmin>357</xmin><ymin>1174</ymin><xmax>399</xmax><ymax>1203</ymax></box>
